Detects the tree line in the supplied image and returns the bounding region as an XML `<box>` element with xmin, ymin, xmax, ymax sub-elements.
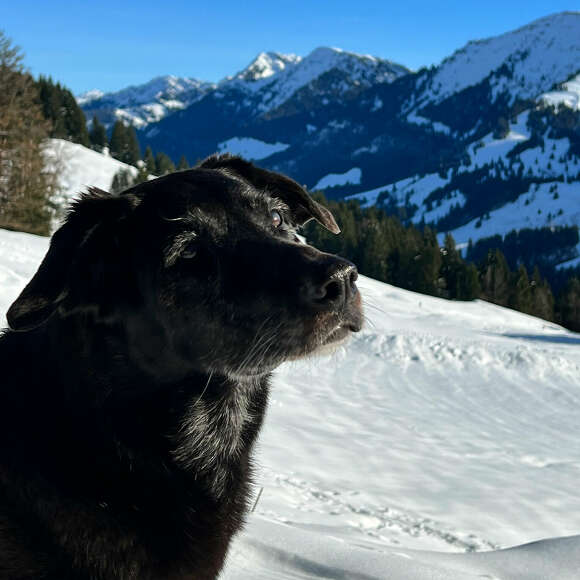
<box><xmin>304</xmin><ymin>195</ymin><xmax>580</xmax><ymax>332</ymax></box>
<box><xmin>35</xmin><ymin>71</ymin><xmax>189</xmax><ymax>192</ymax></box>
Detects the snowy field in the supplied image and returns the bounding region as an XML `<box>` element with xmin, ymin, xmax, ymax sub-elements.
<box><xmin>1</xmin><ymin>226</ymin><xmax>580</xmax><ymax>578</ymax></box>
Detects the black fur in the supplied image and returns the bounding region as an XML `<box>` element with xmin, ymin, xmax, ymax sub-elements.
<box><xmin>0</xmin><ymin>155</ymin><xmax>362</xmax><ymax>579</ymax></box>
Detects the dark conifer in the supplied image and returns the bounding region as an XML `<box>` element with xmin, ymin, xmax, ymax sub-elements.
<box><xmin>110</xmin><ymin>168</ymin><xmax>134</xmax><ymax>194</ymax></box>
<box><xmin>133</xmin><ymin>164</ymin><xmax>149</xmax><ymax>185</ymax></box>
<box><xmin>144</xmin><ymin>146</ymin><xmax>156</xmax><ymax>173</ymax></box>
<box><xmin>530</xmin><ymin>266</ymin><xmax>554</xmax><ymax>321</ymax></box>
<box><xmin>479</xmin><ymin>250</ymin><xmax>511</xmax><ymax>305</ymax></box>
<box><xmin>155</xmin><ymin>152</ymin><xmax>175</xmax><ymax>175</ymax></box>
<box><xmin>556</xmin><ymin>278</ymin><xmax>580</xmax><ymax>332</ymax></box>
<box><xmin>509</xmin><ymin>264</ymin><xmax>533</xmax><ymax>314</ymax></box>
<box><xmin>177</xmin><ymin>155</ymin><xmax>189</xmax><ymax>170</ymax></box>
<box><xmin>89</xmin><ymin>115</ymin><xmax>107</xmax><ymax>152</ymax></box>
<box><xmin>36</xmin><ymin>76</ymin><xmax>89</xmax><ymax>146</ymax></box>
<box><xmin>457</xmin><ymin>263</ymin><xmax>481</xmax><ymax>300</ymax></box>
<box><xmin>109</xmin><ymin>121</ymin><xmax>128</xmax><ymax>162</ymax></box>
<box><xmin>125</xmin><ymin>125</ymin><xmax>141</xmax><ymax>165</ymax></box>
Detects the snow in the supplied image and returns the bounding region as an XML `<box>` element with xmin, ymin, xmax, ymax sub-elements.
<box><xmin>217</xmin><ymin>137</ymin><xmax>290</xmax><ymax>161</ymax></box>
<box><xmin>349</xmin><ymin>109</ymin><xmax>580</xmax><ymax>247</ymax></box>
<box><xmin>540</xmin><ymin>73</ymin><xmax>580</xmax><ymax>111</ymax></box>
<box><xmin>414</xmin><ymin>191</ymin><xmax>466</xmax><ymax>225</ymax></box>
<box><xmin>217</xmin><ymin>47</ymin><xmax>408</xmax><ymax>115</ymax></box>
<box><xmin>415</xmin><ymin>12</ymin><xmax>580</xmax><ymax>109</ymax></box>
<box><xmin>443</xmin><ymin>180</ymin><xmax>580</xmax><ymax>245</ymax></box>
<box><xmin>229</xmin><ymin>52</ymin><xmax>302</xmax><ymax>83</ymax></box>
<box><xmin>78</xmin><ymin>75</ymin><xmax>214</xmax><ymax>128</ymax></box>
<box><xmin>2</xmin><ymin>228</ymin><xmax>580</xmax><ymax>579</ymax></box>
<box><xmin>371</xmin><ymin>95</ymin><xmax>383</xmax><ymax>112</ymax></box>
<box><xmin>76</xmin><ymin>89</ymin><xmax>104</xmax><ymax>105</ymax></box>
<box><xmin>243</xmin><ymin>47</ymin><xmax>406</xmax><ymax>112</ymax></box>
<box><xmin>313</xmin><ymin>167</ymin><xmax>362</xmax><ymax>190</ymax></box>
<box><xmin>225</xmin><ymin>521</ymin><xmax>580</xmax><ymax>580</ymax></box>
<box><xmin>556</xmin><ymin>242</ymin><xmax>580</xmax><ymax>270</ymax></box>
<box><xmin>407</xmin><ymin>111</ymin><xmax>451</xmax><ymax>135</ymax></box>
<box><xmin>44</xmin><ymin>139</ymin><xmax>137</xmax><ymax>220</ymax></box>
<box><xmin>465</xmin><ymin>111</ymin><xmax>530</xmax><ymax>167</ymax></box>
<box><xmin>348</xmin><ymin>172</ymin><xmax>450</xmax><ymax>208</ymax></box>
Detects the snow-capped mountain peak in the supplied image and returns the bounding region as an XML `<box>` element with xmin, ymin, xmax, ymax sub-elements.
<box><xmin>230</xmin><ymin>51</ymin><xmax>302</xmax><ymax>83</ymax></box>
<box><xmin>78</xmin><ymin>75</ymin><xmax>215</xmax><ymax>128</ymax></box>
<box><xmin>222</xmin><ymin>45</ymin><xmax>410</xmax><ymax>112</ymax></box>
<box><xmin>77</xmin><ymin>89</ymin><xmax>105</xmax><ymax>106</ymax></box>
<box><xmin>415</xmin><ymin>11</ymin><xmax>580</xmax><ymax>110</ymax></box>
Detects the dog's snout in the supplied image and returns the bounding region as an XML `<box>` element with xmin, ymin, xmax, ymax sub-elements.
<box><xmin>303</xmin><ymin>260</ymin><xmax>358</xmax><ymax>309</ymax></box>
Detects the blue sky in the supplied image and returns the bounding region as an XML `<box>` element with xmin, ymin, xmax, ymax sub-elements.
<box><xmin>3</xmin><ymin>1</ymin><xmax>578</xmax><ymax>94</ymax></box>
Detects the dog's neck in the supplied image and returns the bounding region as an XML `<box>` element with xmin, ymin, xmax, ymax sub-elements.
<box><xmin>170</xmin><ymin>372</ymin><xmax>267</xmax><ymax>497</ymax></box>
<box><xmin>6</xmin><ymin>316</ymin><xmax>271</xmax><ymax>501</ymax></box>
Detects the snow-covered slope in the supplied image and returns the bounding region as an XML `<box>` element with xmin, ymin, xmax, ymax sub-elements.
<box><xmin>412</xmin><ymin>11</ymin><xmax>580</xmax><ymax>111</ymax></box>
<box><xmin>2</xmin><ymin>227</ymin><xmax>580</xmax><ymax>579</ymax></box>
<box><xmin>226</xmin><ymin>521</ymin><xmax>580</xmax><ymax>580</ymax></box>
<box><xmin>541</xmin><ymin>72</ymin><xmax>580</xmax><ymax>111</ymax></box>
<box><xmin>347</xmin><ymin>107</ymin><xmax>580</xmax><ymax>252</ymax></box>
<box><xmin>45</xmin><ymin>138</ymin><xmax>137</xmax><ymax>216</ymax></box>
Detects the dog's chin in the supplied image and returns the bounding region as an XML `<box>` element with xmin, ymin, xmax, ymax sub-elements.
<box><xmin>284</xmin><ymin>318</ymin><xmax>362</xmax><ymax>363</ymax></box>
<box><xmin>315</xmin><ymin>322</ymin><xmax>358</xmax><ymax>355</ymax></box>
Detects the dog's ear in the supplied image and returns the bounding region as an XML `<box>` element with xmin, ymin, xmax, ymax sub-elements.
<box><xmin>198</xmin><ymin>154</ymin><xmax>340</xmax><ymax>234</ymax></box>
<box><xmin>7</xmin><ymin>189</ymin><xmax>140</xmax><ymax>332</ymax></box>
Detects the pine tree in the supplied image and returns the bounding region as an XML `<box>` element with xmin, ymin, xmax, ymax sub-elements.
<box><xmin>110</xmin><ymin>168</ymin><xmax>134</xmax><ymax>194</ymax></box>
<box><xmin>155</xmin><ymin>152</ymin><xmax>175</xmax><ymax>175</ymax></box>
<box><xmin>143</xmin><ymin>146</ymin><xmax>156</xmax><ymax>173</ymax></box>
<box><xmin>109</xmin><ymin>122</ymin><xmax>141</xmax><ymax>165</ymax></box>
<box><xmin>440</xmin><ymin>233</ymin><xmax>461</xmax><ymax>298</ymax></box>
<box><xmin>125</xmin><ymin>125</ymin><xmax>141</xmax><ymax>165</ymax></box>
<box><xmin>109</xmin><ymin>121</ymin><xmax>128</xmax><ymax>162</ymax></box>
<box><xmin>358</xmin><ymin>215</ymin><xmax>389</xmax><ymax>281</ymax></box>
<box><xmin>530</xmin><ymin>266</ymin><xmax>554</xmax><ymax>321</ymax></box>
<box><xmin>509</xmin><ymin>264</ymin><xmax>533</xmax><ymax>314</ymax></box>
<box><xmin>480</xmin><ymin>249</ymin><xmax>511</xmax><ymax>305</ymax></box>
<box><xmin>36</xmin><ymin>76</ymin><xmax>89</xmax><ymax>146</ymax></box>
<box><xmin>62</xmin><ymin>88</ymin><xmax>89</xmax><ymax>146</ymax></box>
<box><xmin>556</xmin><ymin>278</ymin><xmax>580</xmax><ymax>332</ymax></box>
<box><xmin>457</xmin><ymin>263</ymin><xmax>481</xmax><ymax>300</ymax></box>
<box><xmin>89</xmin><ymin>115</ymin><xmax>107</xmax><ymax>152</ymax></box>
<box><xmin>0</xmin><ymin>31</ymin><xmax>56</xmax><ymax>235</ymax></box>
<box><xmin>133</xmin><ymin>164</ymin><xmax>149</xmax><ymax>185</ymax></box>
<box><xmin>177</xmin><ymin>154</ymin><xmax>189</xmax><ymax>170</ymax></box>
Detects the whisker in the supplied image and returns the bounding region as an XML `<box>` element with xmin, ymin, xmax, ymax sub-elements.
<box><xmin>363</xmin><ymin>314</ymin><xmax>376</xmax><ymax>329</ymax></box>
<box><xmin>234</xmin><ymin>315</ymin><xmax>274</xmax><ymax>375</ymax></box>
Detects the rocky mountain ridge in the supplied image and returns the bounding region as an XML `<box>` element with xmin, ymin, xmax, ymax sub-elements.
<box><xmin>79</xmin><ymin>12</ymin><xmax>580</xmax><ymax>265</ymax></box>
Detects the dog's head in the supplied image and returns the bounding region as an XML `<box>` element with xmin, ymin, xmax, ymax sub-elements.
<box><xmin>7</xmin><ymin>155</ymin><xmax>363</xmax><ymax>380</ymax></box>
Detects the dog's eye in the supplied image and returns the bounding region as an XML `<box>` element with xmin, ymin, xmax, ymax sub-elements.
<box><xmin>181</xmin><ymin>243</ymin><xmax>198</xmax><ymax>259</ymax></box>
<box><xmin>271</xmin><ymin>210</ymin><xmax>282</xmax><ymax>228</ymax></box>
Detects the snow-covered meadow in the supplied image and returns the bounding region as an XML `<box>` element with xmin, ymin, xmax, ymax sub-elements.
<box><xmin>1</xmin><ymin>225</ymin><xmax>580</xmax><ymax>579</ymax></box>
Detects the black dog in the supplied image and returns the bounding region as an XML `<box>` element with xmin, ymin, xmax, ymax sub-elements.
<box><xmin>0</xmin><ymin>155</ymin><xmax>362</xmax><ymax>579</ymax></box>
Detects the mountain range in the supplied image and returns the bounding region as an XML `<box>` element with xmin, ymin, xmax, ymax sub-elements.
<box><xmin>79</xmin><ymin>12</ymin><xmax>580</xmax><ymax>267</ymax></box>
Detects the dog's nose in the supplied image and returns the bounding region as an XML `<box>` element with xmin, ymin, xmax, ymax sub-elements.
<box><xmin>302</xmin><ymin>259</ymin><xmax>358</xmax><ymax>309</ymax></box>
